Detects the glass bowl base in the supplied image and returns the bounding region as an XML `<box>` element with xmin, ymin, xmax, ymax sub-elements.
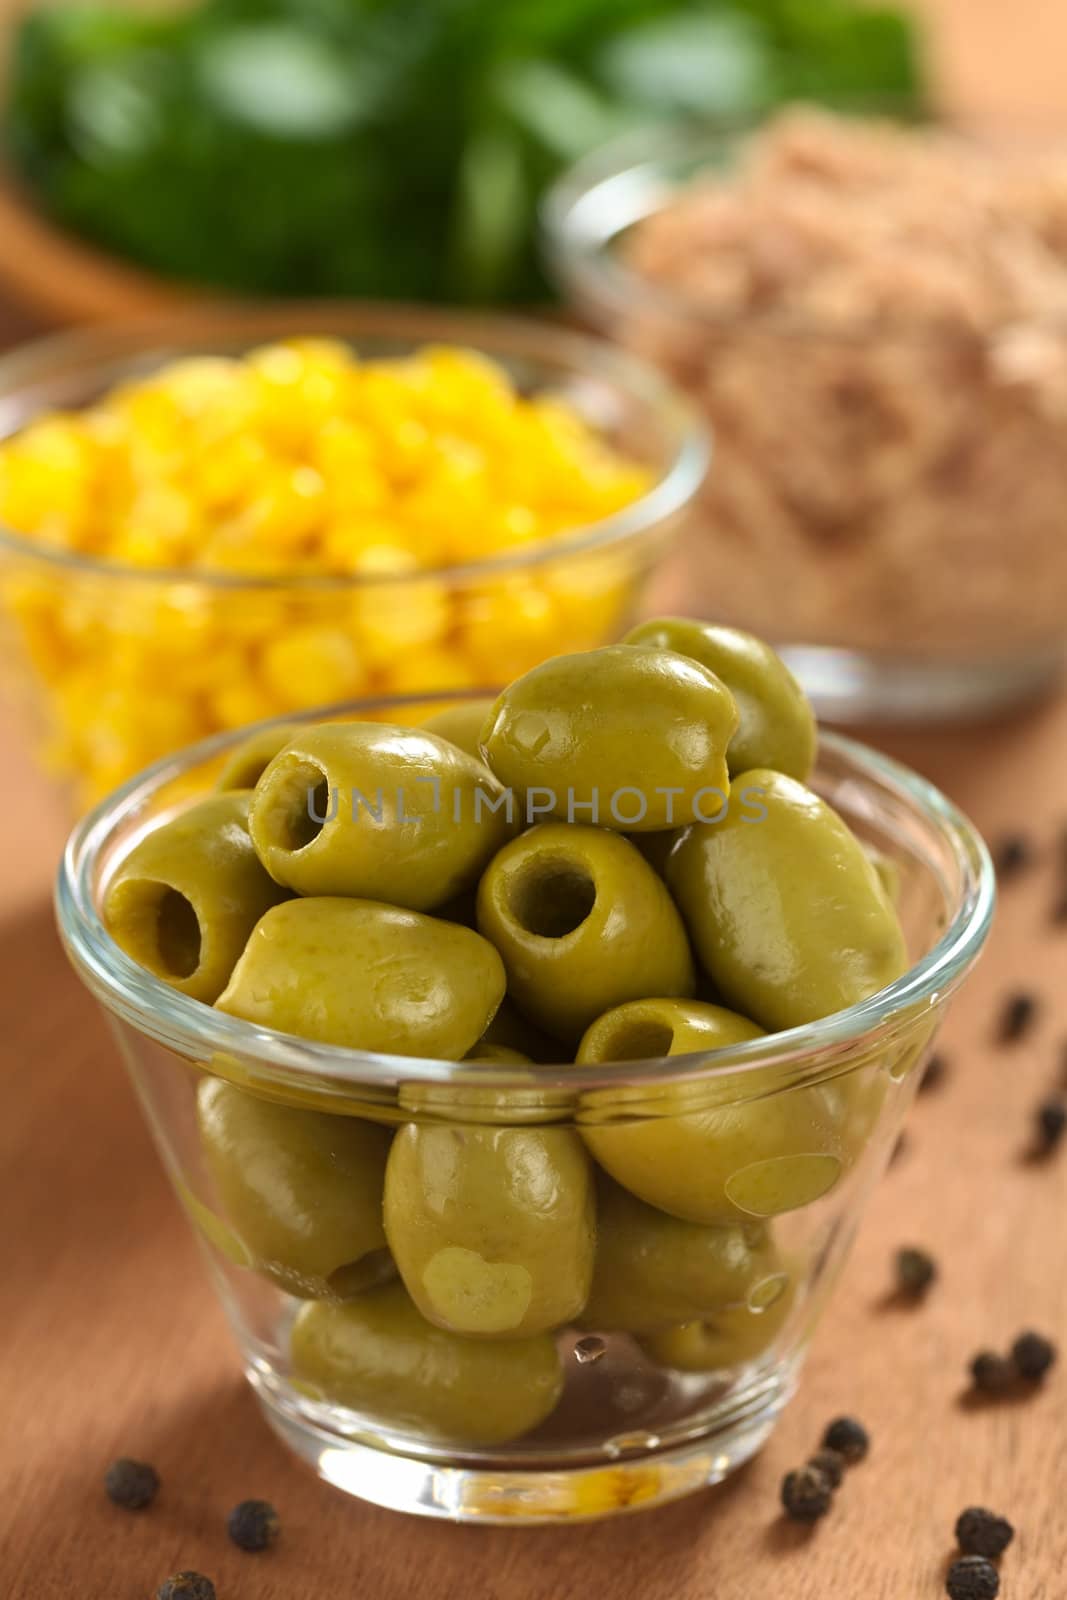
<box><xmin>249</xmin><ymin>1363</ymin><xmax>797</xmax><ymax>1524</ymax></box>
<box><xmin>780</xmin><ymin>643</ymin><xmax>1064</xmax><ymax>724</ymax></box>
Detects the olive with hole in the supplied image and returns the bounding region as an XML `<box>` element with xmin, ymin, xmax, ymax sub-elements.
<box><xmin>479</xmin><ymin>644</ymin><xmax>738</xmax><ymax>831</ymax></box>
<box><xmin>641</xmin><ymin>1280</ymin><xmax>797</xmax><ymax>1372</ymax></box>
<box><xmin>103</xmin><ymin>792</ymin><xmax>288</xmax><ymax>1004</ymax></box>
<box><xmin>384</xmin><ymin>1123</ymin><xmax>595</xmax><ymax>1335</ymax></box>
<box><xmin>197</xmin><ymin>1076</ymin><xmax>394</xmax><ymax>1299</ymax></box>
<box><xmin>476</xmin><ymin>823</ymin><xmax>695</xmax><ymax>1042</ymax></box>
<box><xmin>249</xmin><ymin>722</ymin><xmax>513</xmax><ymax>910</ymax></box>
<box><xmin>420</xmin><ymin>698</ymin><xmax>497</xmax><ymax>760</ymax></box>
<box><xmin>216</xmin><ymin>898</ymin><xmax>505</xmax><ymax>1058</ymax></box>
<box><xmin>291</xmin><ymin>1281</ymin><xmax>564</xmax><ymax>1444</ymax></box>
<box><xmin>215</xmin><ymin>722</ymin><xmax>302</xmax><ymax>792</ymax></box>
<box><xmin>625</xmin><ymin>618</ymin><xmax>816</xmax><ymax>781</ymax></box>
<box><xmin>667</xmin><ymin>769</ymin><xmax>908</xmax><ymax>1032</ymax></box>
<box><xmin>580</xmin><ymin>1176</ymin><xmax>786</xmax><ymax>1334</ymax></box>
<box><xmin>578</xmin><ymin>998</ymin><xmax>852</xmax><ymax>1224</ymax></box>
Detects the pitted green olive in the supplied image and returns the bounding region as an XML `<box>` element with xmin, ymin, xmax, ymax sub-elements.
<box><xmin>581</xmin><ymin>1176</ymin><xmax>785</xmax><ymax>1334</ymax></box>
<box><xmin>578</xmin><ymin>999</ymin><xmax>854</xmax><ymax>1224</ymax></box>
<box><xmin>249</xmin><ymin>722</ymin><xmax>513</xmax><ymax>910</ymax></box>
<box><xmin>479</xmin><ymin>644</ymin><xmax>738</xmax><ymax>832</ymax></box>
<box><xmin>420</xmin><ymin>698</ymin><xmax>497</xmax><ymax>760</ymax></box>
<box><xmin>291</xmin><ymin>1281</ymin><xmax>563</xmax><ymax>1445</ymax></box>
<box><xmin>476</xmin><ymin>823</ymin><xmax>695</xmax><ymax>1042</ymax></box>
<box><xmin>384</xmin><ymin>1123</ymin><xmax>595</xmax><ymax>1336</ymax></box>
<box><xmin>624</xmin><ymin>618</ymin><xmax>816</xmax><ymax>781</ymax></box>
<box><xmin>667</xmin><ymin>769</ymin><xmax>908</xmax><ymax>1031</ymax></box>
<box><xmin>577</xmin><ymin>995</ymin><xmax>763</xmax><ymax>1065</ymax></box>
<box><xmin>215</xmin><ymin>722</ymin><xmax>302</xmax><ymax>791</ymax></box>
<box><xmin>103</xmin><ymin>791</ymin><xmax>288</xmax><ymax>1004</ymax></box>
<box><xmin>216</xmin><ymin>897</ymin><xmax>505</xmax><ymax>1057</ymax></box>
<box><xmin>641</xmin><ymin>1278</ymin><xmax>797</xmax><ymax>1372</ymax></box>
<box><xmin>197</xmin><ymin>1076</ymin><xmax>393</xmax><ymax>1300</ymax></box>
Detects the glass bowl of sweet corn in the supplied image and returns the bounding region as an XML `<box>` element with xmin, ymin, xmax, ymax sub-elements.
<box><xmin>0</xmin><ymin>306</ymin><xmax>705</xmax><ymax>809</ymax></box>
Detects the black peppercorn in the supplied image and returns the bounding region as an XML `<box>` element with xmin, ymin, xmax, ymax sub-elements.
<box><xmin>1011</xmin><ymin>1329</ymin><xmax>1057</xmax><ymax>1381</ymax></box>
<box><xmin>104</xmin><ymin>1457</ymin><xmax>159</xmax><ymax>1511</ymax></box>
<box><xmin>807</xmin><ymin>1448</ymin><xmax>846</xmax><ymax>1489</ymax></box>
<box><xmin>946</xmin><ymin>1555</ymin><xmax>1000</xmax><ymax>1600</ymax></box>
<box><xmin>156</xmin><ymin>1576</ymin><xmax>216</xmax><ymax>1600</ymax></box>
<box><xmin>993</xmin><ymin>833</ymin><xmax>1033</xmax><ymax>880</ymax></box>
<box><xmin>780</xmin><ymin>1464</ymin><xmax>833</xmax><ymax>1523</ymax></box>
<box><xmin>895</xmin><ymin>1246</ymin><xmax>937</xmax><ymax>1296</ymax></box>
<box><xmin>1034</xmin><ymin>1098</ymin><xmax>1067</xmax><ymax>1153</ymax></box>
<box><xmin>954</xmin><ymin>1507</ymin><xmax>1015</xmax><ymax>1560</ymax></box>
<box><xmin>998</xmin><ymin>991</ymin><xmax>1038</xmax><ymax>1043</ymax></box>
<box><xmin>919</xmin><ymin>1053</ymin><xmax>948</xmax><ymax>1094</ymax></box>
<box><xmin>227</xmin><ymin>1498</ymin><xmax>280</xmax><ymax>1552</ymax></box>
<box><xmin>821</xmin><ymin>1416</ymin><xmax>869</xmax><ymax>1464</ymax></box>
<box><xmin>969</xmin><ymin>1351</ymin><xmax>1014</xmax><ymax>1393</ymax></box>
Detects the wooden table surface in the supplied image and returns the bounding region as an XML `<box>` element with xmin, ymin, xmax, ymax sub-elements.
<box><xmin>3</xmin><ymin>3</ymin><xmax>1067</xmax><ymax>1596</ymax></box>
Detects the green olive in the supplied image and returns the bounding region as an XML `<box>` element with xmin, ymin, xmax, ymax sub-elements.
<box><xmin>398</xmin><ymin>1053</ymin><xmax>562</xmax><ymax>1128</ymax></box>
<box><xmin>641</xmin><ymin>1278</ymin><xmax>796</xmax><ymax>1372</ymax></box>
<box><xmin>384</xmin><ymin>1123</ymin><xmax>594</xmax><ymax>1336</ymax></box>
<box><xmin>103</xmin><ymin>791</ymin><xmax>288</xmax><ymax>1004</ymax></box>
<box><xmin>249</xmin><ymin>722</ymin><xmax>513</xmax><ymax>911</ymax></box>
<box><xmin>578</xmin><ymin>998</ymin><xmax>850</xmax><ymax>1223</ymax></box>
<box><xmin>197</xmin><ymin>1076</ymin><xmax>393</xmax><ymax>1300</ymax></box>
<box><xmin>464</xmin><ymin>1044</ymin><xmax>533</xmax><ymax>1065</ymax></box>
<box><xmin>666</xmin><ymin>769</ymin><xmax>908</xmax><ymax>1031</ymax></box>
<box><xmin>580</xmin><ymin>1176</ymin><xmax>785</xmax><ymax>1334</ymax></box>
<box><xmin>291</xmin><ymin>1281</ymin><xmax>564</xmax><ymax>1445</ymax></box>
<box><xmin>476</xmin><ymin>823</ymin><xmax>695</xmax><ymax>1042</ymax></box>
<box><xmin>577</xmin><ymin>995</ymin><xmax>763</xmax><ymax>1065</ymax></box>
<box><xmin>216</xmin><ymin>897</ymin><xmax>506</xmax><ymax>1057</ymax></box>
<box><xmin>420</xmin><ymin>698</ymin><xmax>497</xmax><ymax>759</ymax></box>
<box><xmin>479</xmin><ymin>644</ymin><xmax>738</xmax><ymax>832</ymax></box>
<box><xmin>864</xmin><ymin>842</ymin><xmax>902</xmax><ymax>906</ymax></box>
<box><xmin>625</xmin><ymin>618</ymin><xmax>816</xmax><ymax>780</ymax></box>
<box><xmin>475</xmin><ymin>996</ymin><xmax>559</xmax><ymax>1063</ymax></box>
<box><xmin>215</xmin><ymin>722</ymin><xmax>302</xmax><ymax>791</ymax></box>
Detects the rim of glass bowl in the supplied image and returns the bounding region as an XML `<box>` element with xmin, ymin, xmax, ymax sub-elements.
<box><xmin>541</xmin><ymin>118</ymin><xmax>1067</xmax><ymax>343</ymax></box>
<box><xmin>56</xmin><ymin>694</ymin><xmax>995</xmax><ymax>1093</ymax></box>
<box><xmin>0</xmin><ymin>302</ymin><xmax>708</xmax><ymax>589</ymax></box>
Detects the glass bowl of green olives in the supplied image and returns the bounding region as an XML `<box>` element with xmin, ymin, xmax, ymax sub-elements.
<box><xmin>56</xmin><ymin>622</ymin><xmax>994</xmax><ymax>1523</ymax></box>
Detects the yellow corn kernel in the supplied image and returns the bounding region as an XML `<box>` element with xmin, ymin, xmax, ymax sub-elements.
<box><xmin>259</xmin><ymin>623</ymin><xmax>367</xmax><ymax>709</ymax></box>
<box><xmin>208</xmin><ymin>676</ymin><xmax>284</xmax><ymax>732</ymax></box>
<box><xmin>543</xmin><ymin>556</ymin><xmax>636</xmax><ymax>643</ymax></box>
<box><xmin>193</xmin><ymin>433</ymin><xmax>272</xmax><ymax>511</ymax></box>
<box><xmin>249</xmin><ymin>339</ymin><xmax>357</xmax><ymax>449</ymax></box>
<box><xmin>456</xmin><ymin>578</ymin><xmax>562</xmax><ymax>682</ymax></box>
<box><xmin>380</xmin><ymin>644</ymin><xmax>480</xmax><ymax>696</ymax></box>
<box><xmin>351</xmin><ymin>577</ymin><xmax>451</xmax><ymax>670</ymax></box>
<box><xmin>0</xmin><ymin>417</ymin><xmax>97</xmax><ymax>535</ymax></box>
